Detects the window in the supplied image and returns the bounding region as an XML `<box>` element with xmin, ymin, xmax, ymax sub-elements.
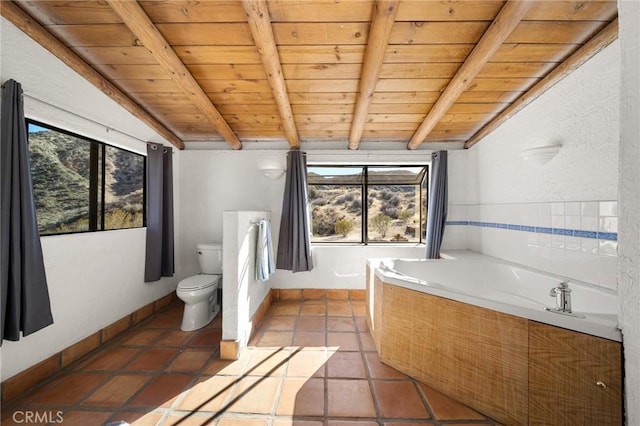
<box><xmin>308</xmin><ymin>165</ymin><xmax>428</xmax><ymax>243</ymax></box>
<box><xmin>27</xmin><ymin>120</ymin><xmax>145</xmax><ymax>235</ymax></box>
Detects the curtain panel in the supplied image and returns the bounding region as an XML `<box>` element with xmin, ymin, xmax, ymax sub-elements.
<box><xmin>425</xmin><ymin>150</ymin><xmax>448</xmax><ymax>259</ymax></box>
<box><xmin>144</xmin><ymin>143</ymin><xmax>175</xmax><ymax>282</ymax></box>
<box><xmin>276</xmin><ymin>150</ymin><xmax>313</xmax><ymax>272</ymax></box>
<box><xmin>1</xmin><ymin>79</ymin><xmax>54</xmax><ymax>344</ymax></box>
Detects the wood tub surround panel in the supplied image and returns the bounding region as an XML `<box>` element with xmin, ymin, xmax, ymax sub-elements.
<box><xmin>378</xmin><ymin>281</ymin><xmax>529</xmax><ymax>425</ymax></box>
<box><xmin>529</xmin><ymin>322</ymin><xmax>623</xmax><ymax>426</ymax></box>
<box><xmin>368</xmin><ymin>274</ymin><xmax>623</xmax><ymax>426</ymax></box>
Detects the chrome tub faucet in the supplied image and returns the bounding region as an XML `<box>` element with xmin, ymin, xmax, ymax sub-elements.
<box><xmin>549</xmin><ymin>280</ymin><xmax>572</xmax><ymax>313</ymax></box>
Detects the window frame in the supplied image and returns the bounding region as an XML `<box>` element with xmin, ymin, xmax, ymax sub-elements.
<box><xmin>308</xmin><ymin>164</ymin><xmax>429</xmax><ymax>245</ymax></box>
<box><xmin>26</xmin><ymin>118</ymin><xmax>147</xmax><ymax>236</ymax></box>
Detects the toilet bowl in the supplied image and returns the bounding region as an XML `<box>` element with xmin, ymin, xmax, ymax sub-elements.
<box><xmin>177</xmin><ymin>275</ymin><xmax>220</xmax><ymax>331</ymax></box>
<box><xmin>177</xmin><ymin>243</ymin><xmax>223</xmax><ymax>331</ymax></box>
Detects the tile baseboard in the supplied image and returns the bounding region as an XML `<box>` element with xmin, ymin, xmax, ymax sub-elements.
<box><xmin>1</xmin><ymin>292</ymin><xmax>177</xmax><ymax>404</ymax></box>
<box><xmin>272</xmin><ymin>288</ymin><xmax>365</xmax><ymax>301</ymax></box>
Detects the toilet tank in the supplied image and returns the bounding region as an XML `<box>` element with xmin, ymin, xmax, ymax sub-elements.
<box><xmin>197</xmin><ymin>243</ymin><xmax>223</xmax><ymax>274</ymax></box>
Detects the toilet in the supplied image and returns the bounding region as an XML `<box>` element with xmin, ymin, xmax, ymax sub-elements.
<box><xmin>176</xmin><ymin>243</ymin><xmax>222</xmax><ymax>331</ymax></box>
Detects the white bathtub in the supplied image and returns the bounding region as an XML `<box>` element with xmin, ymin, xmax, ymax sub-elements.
<box><xmin>369</xmin><ymin>250</ymin><xmax>621</xmax><ymax>341</ymax></box>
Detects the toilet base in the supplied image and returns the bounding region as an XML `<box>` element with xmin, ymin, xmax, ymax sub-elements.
<box><xmin>180</xmin><ymin>301</ymin><xmax>220</xmax><ymax>332</ymax></box>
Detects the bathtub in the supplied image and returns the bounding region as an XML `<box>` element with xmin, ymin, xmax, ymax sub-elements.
<box><xmin>369</xmin><ymin>250</ymin><xmax>620</xmax><ymax>342</ymax></box>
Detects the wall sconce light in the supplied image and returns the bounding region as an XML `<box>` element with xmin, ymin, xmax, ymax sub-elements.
<box><xmin>260</xmin><ymin>168</ymin><xmax>286</xmax><ymax>180</ymax></box>
<box><xmin>519</xmin><ymin>144</ymin><xmax>562</xmax><ymax>165</ymax></box>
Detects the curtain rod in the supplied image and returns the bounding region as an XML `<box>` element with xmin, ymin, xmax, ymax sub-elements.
<box><xmin>23</xmin><ymin>93</ymin><xmax>148</xmax><ymax>145</ymax></box>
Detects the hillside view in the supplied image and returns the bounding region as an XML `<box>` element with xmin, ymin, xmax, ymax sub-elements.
<box><xmin>308</xmin><ymin>168</ymin><xmax>427</xmax><ymax>243</ymax></box>
<box><xmin>28</xmin><ymin>126</ymin><xmax>144</xmax><ymax>234</ymax></box>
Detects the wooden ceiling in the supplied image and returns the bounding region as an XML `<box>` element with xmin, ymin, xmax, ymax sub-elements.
<box><xmin>2</xmin><ymin>1</ymin><xmax>618</xmax><ymax>151</ymax></box>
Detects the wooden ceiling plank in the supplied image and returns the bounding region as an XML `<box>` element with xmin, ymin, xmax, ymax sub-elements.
<box><xmin>349</xmin><ymin>0</ymin><xmax>399</xmax><ymax>150</ymax></box>
<box><xmin>45</xmin><ymin>24</ymin><xmax>136</xmax><ymax>47</ymax></box>
<box><xmin>218</xmin><ymin>104</ymin><xmax>280</xmax><ymax>115</ymax></box>
<box><xmin>492</xmin><ymin>43</ymin><xmax>580</xmax><ymax>62</ymax></box>
<box><xmin>386</xmin><ymin>43</ymin><xmax>577</xmax><ymax>64</ymax></box>
<box><xmin>14</xmin><ymin>0</ymin><xmax>121</xmax><ymax>25</ymax></box>
<box><xmin>95</xmin><ymin>63</ymin><xmax>170</xmax><ymax>80</ymax></box>
<box><xmin>288</xmin><ymin>92</ymin><xmax>357</xmax><ymax>104</ymax></box>
<box><xmin>155</xmin><ymin>23</ymin><xmax>255</xmax><ymax>45</ymax></box>
<box><xmin>396</xmin><ymin>0</ymin><xmax>504</xmax><ymax>22</ymax></box>
<box><xmin>283</xmin><ymin>63</ymin><xmax>364</xmax><ymax>80</ymax></box>
<box><xmin>72</xmin><ymin>46</ymin><xmax>158</xmax><ymax>64</ymax></box>
<box><xmin>293</xmin><ymin>104</ymin><xmax>354</xmax><ymax>114</ymax></box>
<box><xmin>524</xmin><ymin>1</ymin><xmax>618</xmax><ymax>21</ymax></box>
<box><xmin>465</xmin><ymin>18</ymin><xmax>618</xmax><ymax>149</ymax></box>
<box><xmin>139</xmin><ymin>0</ymin><xmax>248</xmax><ymax>23</ymax></box>
<box><xmin>0</xmin><ymin>1</ymin><xmax>184</xmax><ymax>150</ymax></box>
<box><xmin>273</xmin><ymin>22</ymin><xmax>370</xmax><ymax>45</ymax></box>
<box><xmin>188</xmin><ymin>64</ymin><xmax>268</xmax><ymax>80</ymax></box>
<box><xmin>379</xmin><ymin>63</ymin><xmax>460</xmax><ymax>79</ymax></box>
<box><xmin>208</xmin><ymin>92</ymin><xmax>279</xmax><ymax>105</ymax></box>
<box><xmin>287</xmin><ymin>79</ymin><xmax>360</xmax><ymax>93</ymax></box>
<box><xmin>407</xmin><ymin>0</ymin><xmax>534</xmax><ymax>150</ymax></box>
<box><xmin>267</xmin><ymin>0</ymin><xmax>374</xmax><ymax>22</ymax></box>
<box><xmin>174</xmin><ymin>46</ymin><xmax>262</xmax><ymax>65</ymax></box>
<box><xmin>389</xmin><ymin>21</ymin><xmax>489</xmax><ymax>45</ymax></box>
<box><xmin>278</xmin><ymin>45</ymin><xmax>366</xmax><ymax>64</ymax></box>
<box><xmin>106</xmin><ymin>0</ymin><xmax>242</xmax><ymax>150</ymax></box>
<box><xmin>506</xmin><ymin>20</ymin><xmax>613</xmax><ymax>44</ymax></box>
<box><xmin>479</xmin><ymin>61</ymin><xmax>559</xmax><ymax>78</ymax></box>
<box><xmin>242</xmin><ymin>0</ymin><xmax>300</xmax><ymax>150</ymax></box>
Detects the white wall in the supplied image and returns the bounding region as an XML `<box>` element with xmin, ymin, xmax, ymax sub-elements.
<box><xmin>177</xmin><ymin>150</ymin><xmax>286</xmax><ymax>279</ymax></box>
<box><xmin>617</xmin><ymin>0</ymin><xmax>640</xmax><ymax>423</ymax></box>
<box><xmin>1</xmin><ymin>18</ymin><xmax>177</xmax><ymax>380</ymax></box>
<box><xmin>454</xmin><ymin>40</ymin><xmax>620</xmax><ymax>289</ymax></box>
<box><xmin>222</xmin><ymin>211</ymin><xmax>272</xmax><ymax>346</ymax></box>
<box><xmin>178</xmin><ymin>150</ymin><xmax>433</xmax><ymax>290</ymax></box>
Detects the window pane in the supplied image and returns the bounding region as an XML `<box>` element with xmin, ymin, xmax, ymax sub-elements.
<box><xmin>310</xmin><ymin>184</ymin><xmax>362</xmax><ymax>242</ymax></box>
<box><xmin>28</xmin><ymin>123</ymin><xmax>91</xmax><ymax>234</ymax></box>
<box><xmin>104</xmin><ymin>145</ymin><xmax>145</xmax><ymax>230</ymax></box>
<box><xmin>368</xmin><ymin>184</ymin><xmax>422</xmax><ymax>243</ymax></box>
<box><xmin>308</xmin><ymin>166</ymin><xmax>364</xmax><ymax>184</ymax></box>
<box><xmin>368</xmin><ymin>166</ymin><xmax>426</xmax><ymax>184</ymax></box>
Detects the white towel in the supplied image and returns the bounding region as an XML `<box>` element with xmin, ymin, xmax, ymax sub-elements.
<box><xmin>256</xmin><ymin>219</ymin><xmax>276</xmax><ymax>281</ymax></box>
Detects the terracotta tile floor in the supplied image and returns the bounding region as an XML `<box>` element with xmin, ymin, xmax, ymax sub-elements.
<box><xmin>2</xmin><ymin>299</ymin><xmax>500</xmax><ymax>425</ymax></box>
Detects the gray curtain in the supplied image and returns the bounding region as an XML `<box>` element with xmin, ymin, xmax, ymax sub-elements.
<box><xmin>425</xmin><ymin>150</ymin><xmax>448</xmax><ymax>259</ymax></box>
<box><xmin>276</xmin><ymin>150</ymin><xmax>313</xmax><ymax>272</ymax></box>
<box><xmin>1</xmin><ymin>79</ymin><xmax>54</xmax><ymax>344</ymax></box>
<box><xmin>144</xmin><ymin>143</ymin><xmax>174</xmax><ymax>282</ymax></box>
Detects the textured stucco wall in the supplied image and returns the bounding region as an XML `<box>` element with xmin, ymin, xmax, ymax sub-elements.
<box><xmin>0</xmin><ymin>18</ymin><xmax>177</xmax><ymax>381</ymax></box>
<box><xmin>617</xmin><ymin>1</ymin><xmax>640</xmax><ymax>423</ymax></box>
<box><xmin>465</xmin><ymin>41</ymin><xmax>619</xmax><ymax>205</ymax></box>
<box><xmin>453</xmin><ymin>40</ymin><xmax>620</xmax><ymax>287</ymax></box>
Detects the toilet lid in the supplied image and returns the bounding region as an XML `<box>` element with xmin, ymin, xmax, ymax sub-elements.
<box><xmin>178</xmin><ymin>275</ymin><xmax>220</xmax><ymax>291</ymax></box>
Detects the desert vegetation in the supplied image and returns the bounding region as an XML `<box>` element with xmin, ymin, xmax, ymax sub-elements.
<box><xmin>309</xmin><ymin>178</ymin><xmax>426</xmax><ymax>243</ymax></box>
<box><xmin>28</xmin><ymin>126</ymin><xmax>144</xmax><ymax>234</ymax></box>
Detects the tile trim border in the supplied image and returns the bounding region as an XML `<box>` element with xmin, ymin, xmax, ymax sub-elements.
<box><xmin>271</xmin><ymin>288</ymin><xmax>366</xmax><ymax>301</ymax></box>
<box><xmin>0</xmin><ymin>292</ymin><xmax>177</xmax><ymax>404</ymax></box>
<box><xmin>446</xmin><ymin>221</ymin><xmax>617</xmax><ymax>241</ymax></box>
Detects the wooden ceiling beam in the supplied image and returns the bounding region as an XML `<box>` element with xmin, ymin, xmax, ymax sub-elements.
<box><xmin>407</xmin><ymin>0</ymin><xmax>534</xmax><ymax>150</ymax></box>
<box><xmin>241</xmin><ymin>0</ymin><xmax>299</xmax><ymax>150</ymax></box>
<box><xmin>0</xmin><ymin>1</ymin><xmax>185</xmax><ymax>150</ymax></box>
<box><xmin>106</xmin><ymin>0</ymin><xmax>242</xmax><ymax>150</ymax></box>
<box><xmin>348</xmin><ymin>0</ymin><xmax>399</xmax><ymax>150</ymax></box>
<box><xmin>465</xmin><ymin>18</ymin><xmax>619</xmax><ymax>149</ymax></box>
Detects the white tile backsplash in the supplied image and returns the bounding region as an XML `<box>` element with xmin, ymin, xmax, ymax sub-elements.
<box><xmin>565</xmin><ymin>202</ymin><xmax>581</xmax><ymax>216</ymax></box>
<box><xmin>599</xmin><ymin>216</ymin><xmax>619</xmax><ymax>233</ymax></box>
<box><xmin>581</xmin><ymin>201</ymin><xmax>599</xmax><ymax>217</ymax></box>
<box><xmin>581</xmin><ymin>216</ymin><xmax>599</xmax><ymax>232</ymax></box>
<box><xmin>599</xmin><ymin>201</ymin><xmax>618</xmax><ymax>217</ymax></box>
<box><xmin>446</xmin><ymin>200</ymin><xmax>618</xmax><ymax>290</ymax></box>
